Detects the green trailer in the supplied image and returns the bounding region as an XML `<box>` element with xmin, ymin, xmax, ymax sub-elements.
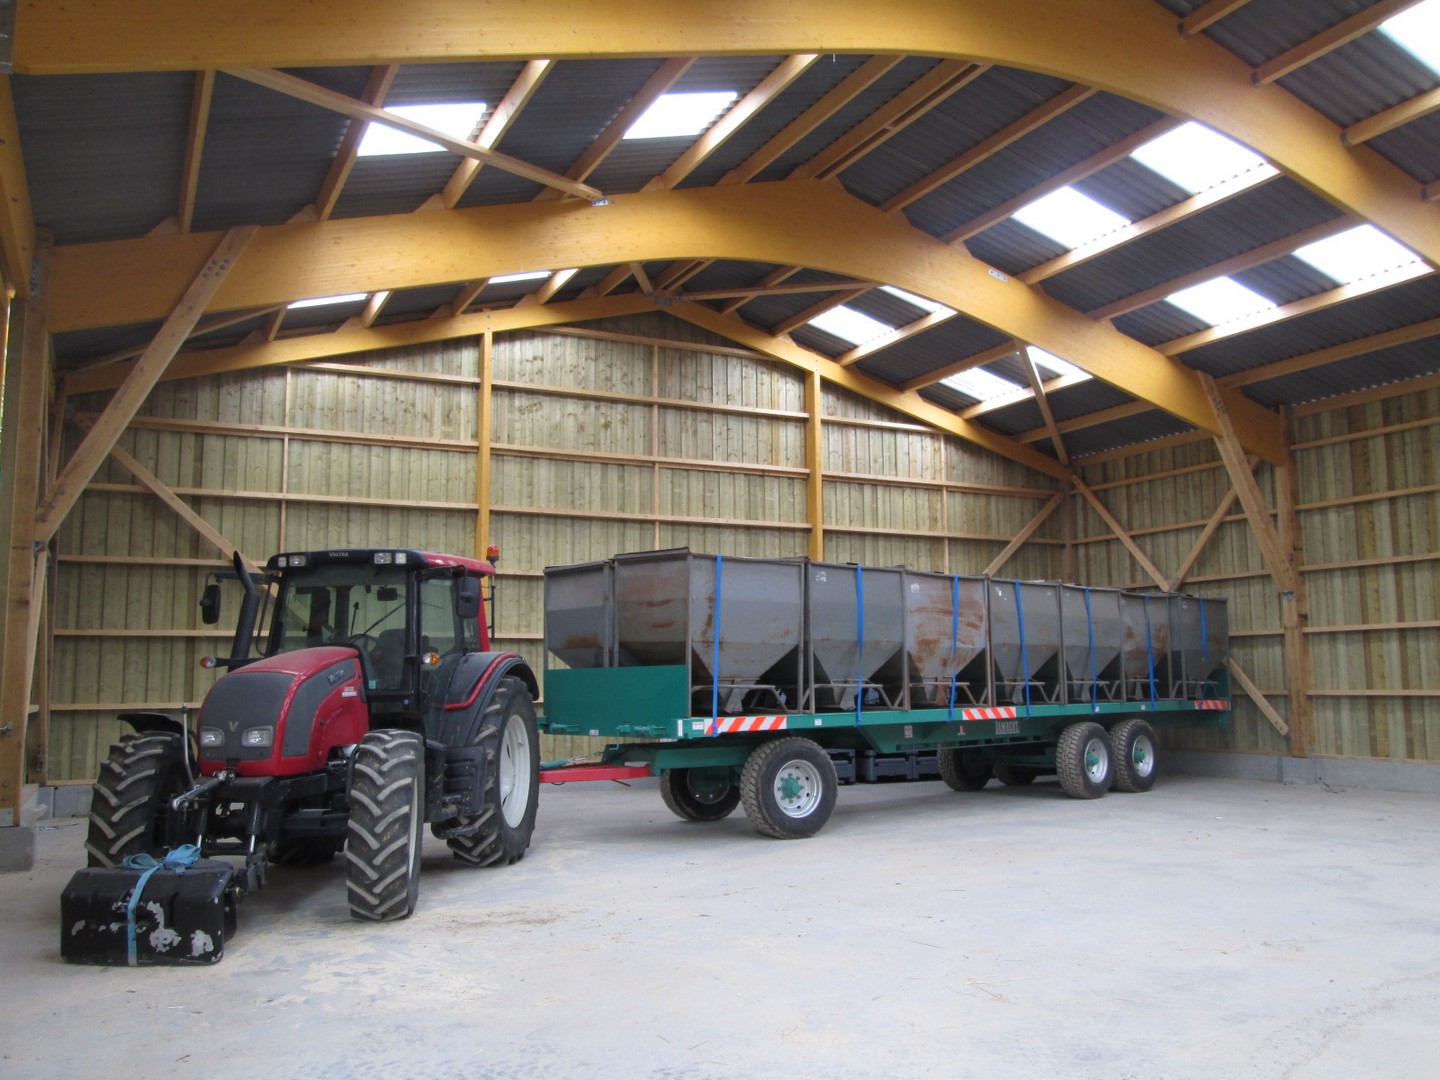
<box><xmin>535</xmin><ymin>550</ymin><xmax>1231</xmax><ymax>839</ymax></box>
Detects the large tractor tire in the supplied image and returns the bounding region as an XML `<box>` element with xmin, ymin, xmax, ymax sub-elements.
<box><xmin>445</xmin><ymin>677</ymin><xmax>540</xmax><ymax>867</ymax></box>
<box><xmin>346</xmin><ymin>729</ymin><xmax>424</xmax><ymax>921</ymax></box>
<box><xmin>937</xmin><ymin>747</ymin><xmax>992</xmax><ymax>791</ymax></box>
<box><xmin>739</xmin><ymin>737</ymin><xmax>838</xmax><ymax>839</ymax></box>
<box><xmin>1110</xmin><ymin>718</ymin><xmax>1159</xmax><ymax>793</ymax></box>
<box><xmin>85</xmin><ymin>732</ymin><xmax>189</xmax><ymax>868</ymax></box>
<box><xmin>659</xmin><ymin>768</ymin><xmax>741</xmax><ymax>822</ymax></box>
<box><xmin>1056</xmin><ymin>721</ymin><xmax>1114</xmax><ymax>800</ymax></box>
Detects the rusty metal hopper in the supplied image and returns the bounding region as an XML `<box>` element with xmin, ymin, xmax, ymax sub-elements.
<box><xmin>902</xmin><ymin>571</ymin><xmax>990</xmax><ymax>707</ymax></box>
<box><xmin>805</xmin><ymin>563</ymin><xmax>906</xmax><ymax>711</ymax></box>
<box><xmin>987</xmin><ymin>580</ymin><xmax>1064</xmax><ymax>705</ymax></box>
<box><xmin>1060</xmin><ymin>585</ymin><xmax>1125</xmax><ymax>702</ymax></box>
<box><xmin>543</xmin><ymin>560</ymin><xmax>613</xmax><ymax>669</ymax></box>
<box><xmin>1120</xmin><ymin>591</ymin><xmax>1173</xmax><ymax>701</ymax></box>
<box><xmin>1162</xmin><ymin>594</ymin><xmax>1230</xmax><ymax>697</ymax></box>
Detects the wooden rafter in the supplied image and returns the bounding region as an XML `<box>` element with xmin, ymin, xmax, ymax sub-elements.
<box><xmin>358</xmin><ymin>290</ymin><xmax>389</xmax><ymax>328</ymax></box>
<box><xmin>983</xmin><ymin>492</ymin><xmax>1065</xmax><ymax>576</ymax></box>
<box><xmin>448</xmin><ymin>280</ymin><xmax>488</xmax><ymax>318</ymax></box>
<box><xmin>312</xmin><ymin>65</ymin><xmax>398</xmax><ymax>222</ymax></box>
<box><xmin>682</xmin><ymin>278</ymin><xmax>874</xmax><ymax>302</ymax></box>
<box><xmin>1073</xmin><ymin>476</ymin><xmax>1169</xmax><ymax>590</ymax></box>
<box><xmin>1019</xmin><ymin>167</ymin><xmax>1280</xmax><ymax>285</ymax></box>
<box><xmin>837</xmin><ymin>309</ymin><xmax>956</xmax><ymax>367</ymax></box>
<box><xmin>772</xmin><ymin>288</ymin><xmax>871</xmax><ymax>337</ymax></box>
<box><xmin>226</xmin><ymin>67</ymin><xmax>602</xmax><ymax>202</ymax></box>
<box><xmin>1226</xmin><ymin>314</ymin><xmax>1440</xmax><ymax>388</ymax></box>
<box><xmin>1178</xmin><ymin>0</ymin><xmax>1256</xmax><ymax>36</ymax></box>
<box><xmin>435</xmin><ymin>59</ymin><xmax>553</xmax><ymax>210</ymax></box>
<box><xmin>0</xmin><ymin>76</ymin><xmax>35</xmax><ymax>297</ymax></box>
<box><xmin>899</xmin><ymin>340</ymin><xmax>1020</xmax><ymax>393</ymax></box>
<box><xmin>1169</xmin><ymin>478</ymin><xmax>1245</xmax><ymax>591</ymax></box>
<box><xmin>35</xmin><ymin>226</ymin><xmax>257</xmax><ymax>542</ymax></box>
<box><xmin>644</xmin><ymin>53</ymin><xmax>818</xmax><ymax>193</ymax></box>
<box><xmin>178</xmin><ymin>70</ymin><xmax>215</xmax><ymax>233</ymax></box>
<box><xmin>960</xmin><ymin>370</ymin><xmax>1090</xmax><ymax>419</ymax></box>
<box><xmin>1251</xmin><ymin>0</ymin><xmax>1420</xmax><ymax>86</ymax></box>
<box><xmin>67</xmin><ymin>304</ymin><xmax>285</xmax><ymax>376</ymax></box>
<box><xmin>1020</xmin><ymin>346</ymin><xmax>1069</xmax><ymax>467</ymax></box>
<box><xmin>536</xmin><ymin>57</ymin><xmax>695</xmax><ymax>201</ymax></box>
<box><xmin>721</xmin><ymin>55</ymin><xmax>903</xmax><ymax>186</ymax></box>
<box><xmin>1088</xmin><ymin>215</ymin><xmax>1359</xmax><ymax>322</ymax></box>
<box><xmin>1342</xmin><ymin>86</ymin><xmax>1440</xmax><ymax>146</ymax></box>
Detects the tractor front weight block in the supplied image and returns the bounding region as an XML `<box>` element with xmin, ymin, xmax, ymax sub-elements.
<box><xmin>61</xmin><ymin>860</ymin><xmax>239</xmax><ymax>966</ymax></box>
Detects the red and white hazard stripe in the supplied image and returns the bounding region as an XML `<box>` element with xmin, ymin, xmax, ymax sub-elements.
<box><xmin>1193</xmin><ymin>699</ymin><xmax>1229</xmax><ymax>710</ymax></box>
<box><xmin>706</xmin><ymin>715</ymin><xmax>789</xmax><ymax>735</ymax></box>
<box><xmin>959</xmin><ymin>706</ymin><xmax>1019</xmax><ymax>722</ymax></box>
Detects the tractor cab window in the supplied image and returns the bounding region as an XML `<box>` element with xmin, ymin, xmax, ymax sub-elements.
<box><xmin>418</xmin><ymin>574</ymin><xmax>482</xmax><ymax>656</ymax></box>
<box><xmin>269</xmin><ymin>564</ymin><xmax>411</xmax><ymax>690</ymax></box>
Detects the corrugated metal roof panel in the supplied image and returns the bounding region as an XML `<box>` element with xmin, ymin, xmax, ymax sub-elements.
<box><xmin>280</xmin><ymin>297</ymin><xmax>367</xmax><ymax>331</ymax></box>
<box><xmin>377</xmin><ymin>284</ymin><xmax>467</xmax><ymax>319</ymax></box>
<box><xmin>1277</xmin><ymin>34</ymin><xmax>1439</xmax><ymax>127</ymax></box>
<box><xmin>753</xmin><ymin>57</ymin><xmax>942</xmax><ymax>182</ymax></box>
<box><xmin>899</xmin><ymin>92</ymin><xmax>1168</xmax><ymax>239</ymax></box>
<box><xmin>1065</xmin><ymin>410</ymin><xmax>1193</xmax><ymax>459</ymax></box>
<box><xmin>679</xmin><ymin>55</ymin><xmax>875</xmax><ymax>190</ymax></box>
<box><xmin>1242</xmin><ymin>337</ymin><xmax>1440</xmax><ymax>407</ymax></box>
<box><xmin>454</xmin><ymin>168</ymin><xmax>546</xmax><ymax>208</ymax></box>
<box><xmin>1038</xmin><ymin>177</ymin><xmax>1344</xmax><ymax>314</ymax></box>
<box><xmin>684</xmin><ymin>261</ymin><xmax>791</xmax><ymax>294</ymax></box>
<box><xmin>330</xmin><ymin>154</ymin><xmax>461</xmax><ymax>218</ymax></box>
<box><xmin>1367</xmin><ymin>111</ymin><xmax>1440</xmax><ymax>185</ymax></box>
<box><xmin>192</xmin><ymin>69</ymin><xmax>370</xmax><ymax>232</ymax></box>
<box><xmin>1075</xmin><ymin>157</ymin><xmax>1191</xmax><ymax>221</ymax></box>
<box><xmin>1175</xmin><ymin>0</ymin><xmax>1378</xmax><ymax>67</ymax></box>
<box><xmin>852</xmin><ymin>316</ymin><xmax>1013</xmax><ymax>386</ymax></box>
<box><xmin>384</xmin><ymin>62</ymin><xmax>529</xmax><ymax>107</ymax></box>
<box><xmin>966</xmin><ymin>220</ymin><xmax>1070</xmax><ymax>277</ymax></box>
<box><xmin>1232</xmin><ymin>255</ymin><xmax>1340</xmax><ymax>306</ymax></box>
<box><xmin>1113</xmin><ymin>303</ymin><xmax>1209</xmax><ymax>347</ymax></box>
<box><xmin>790</xmin><ymin>324</ymin><xmax>849</xmax><ymax>356</ymax></box>
<box><xmin>13</xmin><ymin>72</ymin><xmax>192</xmax><ymax>243</ymax></box>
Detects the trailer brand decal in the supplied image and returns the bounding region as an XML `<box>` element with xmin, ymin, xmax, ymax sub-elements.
<box><xmin>995</xmin><ymin>720</ymin><xmax>1020</xmax><ymax>735</ymax></box>
<box><xmin>1193</xmin><ymin>699</ymin><xmax>1229</xmax><ymax>710</ymax></box>
<box><xmin>705</xmin><ymin>715</ymin><xmax>788</xmax><ymax>735</ymax></box>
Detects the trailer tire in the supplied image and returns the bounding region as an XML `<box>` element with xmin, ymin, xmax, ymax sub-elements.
<box><xmin>1056</xmin><ymin>721</ymin><xmax>1113</xmax><ymax>799</ymax></box>
<box><xmin>993</xmin><ymin>764</ymin><xmax>1040</xmax><ymax>786</ymax></box>
<box><xmin>740</xmin><ymin>737</ymin><xmax>837</xmax><ymax>839</ymax></box>
<box><xmin>659</xmin><ymin>769</ymin><xmax>741</xmax><ymax>822</ymax></box>
<box><xmin>1110</xmin><ymin>718</ymin><xmax>1159</xmax><ymax>793</ymax></box>
<box><xmin>346</xmin><ymin>730</ymin><xmax>424</xmax><ymax>921</ymax></box>
<box><xmin>445</xmin><ymin>677</ymin><xmax>540</xmax><ymax>867</ymax></box>
<box><xmin>937</xmin><ymin>748</ymin><xmax>992</xmax><ymax>791</ymax></box>
<box><xmin>85</xmin><ymin>732</ymin><xmax>188</xmax><ymax>868</ymax></box>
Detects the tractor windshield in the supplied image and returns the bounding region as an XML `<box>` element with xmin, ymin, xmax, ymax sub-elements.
<box><xmin>268</xmin><ymin>564</ymin><xmax>411</xmax><ymax>689</ymax></box>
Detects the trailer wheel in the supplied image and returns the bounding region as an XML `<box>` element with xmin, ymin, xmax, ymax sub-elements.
<box><xmin>445</xmin><ymin>677</ymin><xmax>540</xmax><ymax>867</ymax></box>
<box><xmin>1056</xmin><ymin>721</ymin><xmax>1113</xmax><ymax>800</ymax></box>
<box><xmin>993</xmin><ymin>764</ymin><xmax>1040</xmax><ymax>786</ymax></box>
<box><xmin>1110</xmin><ymin>718</ymin><xmax>1159</xmax><ymax>793</ymax></box>
<box><xmin>937</xmin><ymin>748</ymin><xmax>992</xmax><ymax>791</ymax></box>
<box><xmin>85</xmin><ymin>732</ymin><xmax>188</xmax><ymax>868</ymax></box>
<box><xmin>740</xmin><ymin>737</ymin><xmax>837</xmax><ymax>839</ymax></box>
<box><xmin>346</xmin><ymin>730</ymin><xmax>424</xmax><ymax>921</ymax></box>
<box><xmin>659</xmin><ymin>768</ymin><xmax>741</xmax><ymax>822</ymax></box>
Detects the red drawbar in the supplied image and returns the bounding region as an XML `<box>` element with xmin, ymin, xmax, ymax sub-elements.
<box><xmin>539</xmin><ymin>764</ymin><xmax>654</xmax><ymax>784</ymax></box>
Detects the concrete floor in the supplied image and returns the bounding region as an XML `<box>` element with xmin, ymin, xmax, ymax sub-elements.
<box><xmin>2</xmin><ymin>773</ymin><xmax>1438</xmax><ymax>1079</ymax></box>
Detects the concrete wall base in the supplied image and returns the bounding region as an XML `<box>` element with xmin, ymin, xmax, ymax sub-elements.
<box><xmin>0</xmin><ymin>826</ymin><xmax>37</xmax><ymax>871</ymax></box>
<box><xmin>1167</xmin><ymin>750</ymin><xmax>1440</xmax><ymax>795</ymax></box>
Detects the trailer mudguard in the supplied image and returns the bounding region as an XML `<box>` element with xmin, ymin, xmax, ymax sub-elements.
<box><xmin>429</xmin><ymin>652</ymin><xmax>538</xmax><ymax>747</ymax></box>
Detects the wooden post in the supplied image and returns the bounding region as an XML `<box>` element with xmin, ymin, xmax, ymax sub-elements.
<box><xmin>476</xmin><ymin>330</ymin><xmax>494</xmax><ymax>557</ymax></box>
<box><xmin>805</xmin><ymin>368</ymin><xmax>825</xmax><ymax>560</ymax></box>
<box><xmin>0</xmin><ymin>241</ymin><xmax>50</xmax><ymax>822</ymax></box>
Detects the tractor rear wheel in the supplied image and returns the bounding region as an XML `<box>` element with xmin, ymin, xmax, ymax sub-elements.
<box><xmin>346</xmin><ymin>729</ymin><xmax>424</xmax><ymax>921</ymax></box>
<box><xmin>85</xmin><ymin>732</ymin><xmax>188</xmax><ymax>868</ymax></box>
<box><xmin>937</xmin><ymin>748</ymin><xmax>992</xmax><ymax>791</ymax></box>
<box><xmin>446</xmin><ymin>677</ymin><xmax>540</xmax><ymax>867</ymax></box>
<box><xmin>659</xmin><ymin>768</ymin><xmax>741</xmax><ymax>822</ymax></box>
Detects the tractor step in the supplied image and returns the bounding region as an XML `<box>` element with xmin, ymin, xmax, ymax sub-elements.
<box><xmin>60</xmin><ymin>860</ymin><xmax>239</xmax><ymax>966</ymax></box>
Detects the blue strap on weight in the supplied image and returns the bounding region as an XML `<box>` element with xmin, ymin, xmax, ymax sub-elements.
<box><xmin>854</xmin><ymin>566</ymin><xmax>865</xmax><ymax>727</ymax></box>
<box><xmin>122</xmin><ymin>844</ymin><xmax>200</xmax><ymax>966</ymax></box>
<box><xmin>1013</xmin><ymin>581</ymin><xmax>1032</xmax><ymax>717</ymax></box>
<box><xmin>1084</xmin><ymin>586</ymin><xmax>1099</xmax><ymax>712</ymax></box>
<box><xmin>711</xmin><ymin>554</ymin><xmax>723</xmax><ymax>735</ymax></box>
<box><xmin>948</xmin><ymin>575</ymin><xmax>960</xmax><ymax>724</ymax></box>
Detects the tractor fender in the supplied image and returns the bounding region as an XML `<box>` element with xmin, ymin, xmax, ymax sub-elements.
<box><xmin>432</xmin><ymin>652</ymin><xmax>538</xmax><ymax>748</ymax></box>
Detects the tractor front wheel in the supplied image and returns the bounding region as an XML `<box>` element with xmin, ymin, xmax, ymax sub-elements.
<box><xmin>85</xmin><ymin>732</ymin><xmax>189</xmax><ymax>868</ymax></box>
<box><xmin>346</xmin><ymin>729</ymin><xmax>424</xmax><ymax>921</ymax></box>
<box><xmin>445</xmin><ymin>677</ymin><xmax>540</xmax><ymax>867</ymax></box>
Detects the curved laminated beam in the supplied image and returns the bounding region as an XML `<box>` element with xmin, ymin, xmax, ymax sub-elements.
<box><xmin>12</xmin><ymin>0</ymin><xmax>1440</xmax><ymax>266</ymax></box>
<box><xmin>51</xmin><ymin>180</ymin><xmax>1285</xmax><ymax>463</ymax></box>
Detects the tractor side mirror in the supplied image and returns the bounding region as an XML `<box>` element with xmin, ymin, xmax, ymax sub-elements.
<box><xmin>199</xmin><ymin>582</ymin><xmax>222</xmax><ymax>625</ymax></box>
<box><xmin>455</xmin><ymin>576</ymin><xmax>481</xmax><ymax>620</ymax></box>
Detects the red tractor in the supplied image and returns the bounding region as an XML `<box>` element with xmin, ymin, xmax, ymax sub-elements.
<box><xmin>77</xmin><ymin>547</ymin><xmax>539</xmax><ymax>938</ymax></box>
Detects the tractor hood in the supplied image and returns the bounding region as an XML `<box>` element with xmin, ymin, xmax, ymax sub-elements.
<box><xmin>198</xmin><ymin>646</ymin><xmax>370</xmax><ymax>777</ymax></box>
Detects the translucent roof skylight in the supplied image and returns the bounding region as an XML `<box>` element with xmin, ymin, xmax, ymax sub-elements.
<box><xmin>357</xmin><ymin>102</ymin><xmax>487</xmax><ymax>156</ymax></box>
<box><xmin>1130</xmin><ymin>121</ymin><xmax>1273</xmax><ymax>195</ymax></box>
<box><xmin>941</xmin><ymin>367</ymin><xmax>1023</xmax><ymax>402</ymax></box>
<box><xmin>1292</xmin><ymin>225</ymin><xmax>1423</xmax><ymax>285</ymax></box>
<box><xmin>624</xmin><ymin>92</ymin><xmax>739</xmax><ymax>139</ymax></box>
<box><xmin>288</xmin><ymin>292</ymin><xmax>368</xmax><ymax>309</ymax></box>
<box><xmin>1166</xmin><ymin>277</ymin><xmax>1276</xmax><ymax>326</ymax></box>
<box><xmin>1380</xmin><ymin>0</ymin><xmax>1440</xmax><ymax>76</ymax></box>
<box><xmin>1027</xmin><ymin>346</ymin><xmax>1091</xmax><ymax>382</ymax></box>
<box><xmin>806</xmin><ymin>305</ymin><xmax>895</xmax><ymax>345</ymax></box>
<box><xmin>879</xmin><ymin>285</ymin><xmax>955</xmax><ymax>316</ymax></box>
<box><xmin>1011</xmin><ymin>186</ymin><xmax>1131</xmax><ymax>249</ymax></box>
<box><xmin>490</xmin><ymin>270</ymin><xmax>553</xmax><ymax>284</ymax></box>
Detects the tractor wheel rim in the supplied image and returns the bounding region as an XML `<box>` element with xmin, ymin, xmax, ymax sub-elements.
<box><xmin>499</xmin><ymin>714</ymin><xmax>532</xmax><ymax>828</ymax></box>
<box><xmin>1083</xmin><ymin>737</ymin><xmax>1108</xmax><ymax>782</ymax></box>
<box><xmin>773</xmin><ymin>760</ymin><xmax>822</xmax><ymax>818</ymax></box>
<box><xmin>1132</xmin><ymin>734</ymin><xmax>1155</xmax><ymax>778</ymax></box>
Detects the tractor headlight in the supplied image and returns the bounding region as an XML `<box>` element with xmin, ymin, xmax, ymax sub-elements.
<box><xmin>240</xmin><ymin>727</ymin><xmax>274</xmax><ymax>748</ymax></box>
<box><xmin>199</xmin><ymin>727</ymin><xmax>223</xmax><ymax>748</ymax></box>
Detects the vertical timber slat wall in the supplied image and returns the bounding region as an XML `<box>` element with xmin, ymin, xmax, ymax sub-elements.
<box><xmin>47</xmin><ymin>313</ymin><xmax>1060</xmax><ymax>776</ymax></box>
<box><xmin>1072</xmin><ymin>386</ymin><xmax>1439</xmax><ymax>763</ymax></box>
